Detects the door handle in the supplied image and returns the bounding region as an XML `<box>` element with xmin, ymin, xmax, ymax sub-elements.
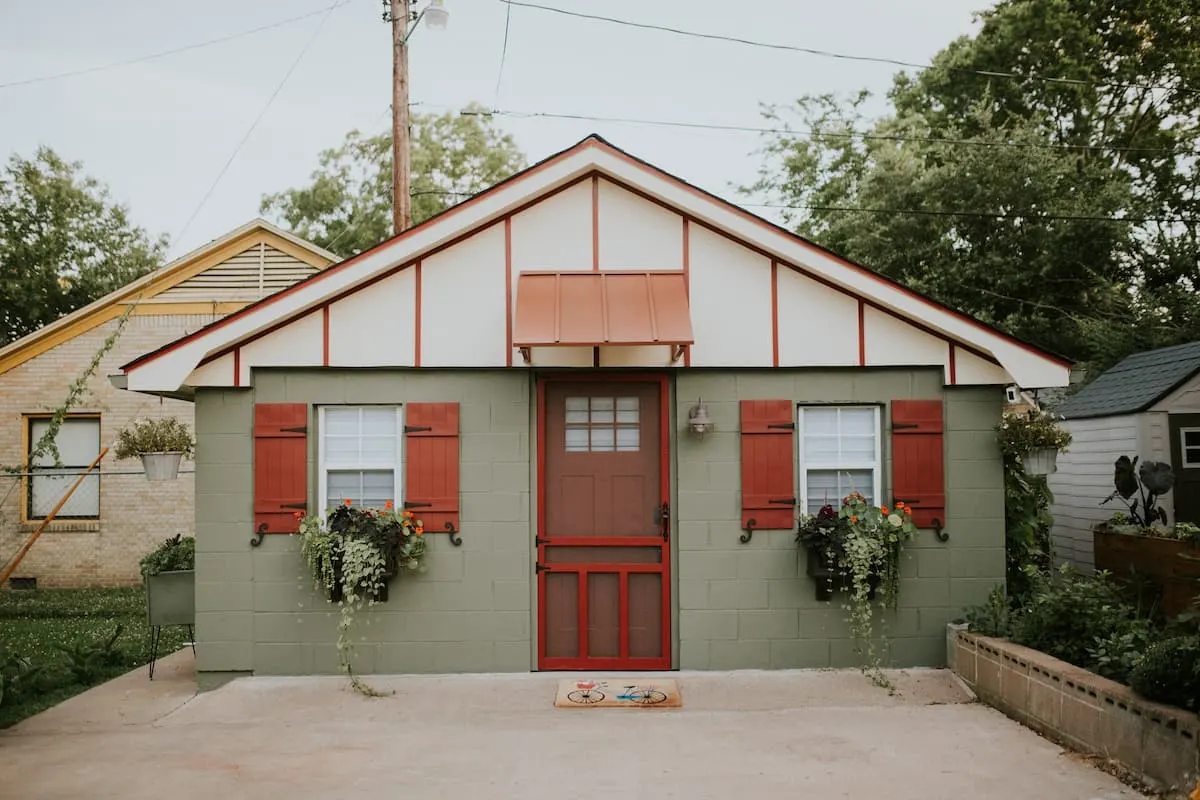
<box><xmin>654</xmin><ymin>502</ymin><xmax>670</xmax><ymax>542</ymax></box>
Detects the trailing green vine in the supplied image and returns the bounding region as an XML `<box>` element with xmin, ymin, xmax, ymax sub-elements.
<box><xmin>297</xmin><ymin>502</ymin><xmax>426</xmax><ymax>696</ymax></box>
<box><xmin>797</xmin><ymin>492</ymin><xmax>918</xmax><ymax>687</ymax></box>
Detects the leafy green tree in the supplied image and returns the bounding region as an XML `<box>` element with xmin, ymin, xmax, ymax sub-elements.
<box><xmin>262</xmin><ymin>103</ymin><xmax>526</xmax><ymax>258</ymax></box>
<box><xmin>0</xmin><ymin>148</ymin><xmax>166</xmax><ymax>346</ymax></box>
<box><xmin>749</xmin><ymin>0</ymin><xmax>1200</xmax><ymax>374</ymax></box>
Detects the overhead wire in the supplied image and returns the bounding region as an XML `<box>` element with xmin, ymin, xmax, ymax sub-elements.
<box><xmin>493</xmin><ymin>2</ymin><xmax>513</xmax><ymax>108</ymax></box>
<box><xmin>497</xmin><ymin>0</ymin><xmax>1198</xmax><ymax>97</ymax></box>
<box><xmin>467</xmin><ymin>108</ymin><xmax>1192</xmax><ymax>156</ymax></box>
<box><xmin>0</xmin><ymin>1</ymin><xmax>354</xmax><ymax>91</ymax></box>
<box><xmin>172</xmin><ymin>3</ymin><xmax>340</xmax><ymax>250</ymax></box>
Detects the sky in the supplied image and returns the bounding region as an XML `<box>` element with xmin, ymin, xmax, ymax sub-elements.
<box><xmin>0</xmin><ymin>0</ymin><xmax>987</xmax><ymax>259</ymax></box>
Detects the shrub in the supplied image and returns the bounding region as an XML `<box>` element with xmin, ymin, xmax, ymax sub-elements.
<box><xmin>139</xmin><ymin>534</ymin><xmax>195</xmax><ymax>578</ymax></box>
<box><xmin>1010</xmin><ymin>567</ymin><xmax>1137</xmax><ymax>668</ymax></box>
<box><xmin>114</xmin><ymin>417</ymin><xmax>195</xmax><ymax>460</ymax></box>
<box><xmin>1088</xmin><ymin>618</ymin><xmax>1156</xmax><ymax>684</ymax></box>
<box><xmin>965</xmin><ymin>585</ymin><xmax>1012</xmax><ymax>637</ymax></box>
<box><xmin>1128</xmin><ymin>636</ymin><xmax>1200</xmax><ymax>710</ymax></box>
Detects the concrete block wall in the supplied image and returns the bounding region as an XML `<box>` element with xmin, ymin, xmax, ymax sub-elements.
<box><xmin>0</xmin><ymin>314</ymin><xmax>217</xmax><ymax>587</ymax></box>
<box><xmin>193</xmin><ymin>369</ymin><xmax>533</xmax><ymax>678</ymax></box>
<box><xmin>673</xmin><ymin>369</ymin><xmax>1005</xmax><ymax>670</ymax></box>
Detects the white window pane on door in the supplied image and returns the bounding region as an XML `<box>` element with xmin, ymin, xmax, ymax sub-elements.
<box><xmin>617</xmin><ymin>426</ymin><xmax>639</xmax><ymax>451</ymax></box>
<box><xmin>1186</xmin><ymin>446</ymin><xmax>1200</xmax><ymax>466</ymax></box>
<box><xmin>803</xmin><ymin>435</ymin><xmax>839</xmax><ymax>461</ymax></box>
<box><xmin>591</xmin><ymin>427</ymin><xmax>615</xmax><ymax>451</ymax></box>
<box><xmin>31</xmin><ymin>472</ymin><xmax>99</xmax><ymax>517</ymax></box>
<box><xmin>360</xmin><ymin>470</ymin><xmax>394</xmax><ymax>508</ymax></box>
<box><xmin>841</xmin><ymin>435</ymin><xmax>877</xmax><ymax>462</ymax></box>
<box><xmin>590</xmin><ymin>397</ymin><xmax>614</xmax><ymax>424</ymax></box>
<box><xmin>565</xmin><ymin>397</ymin><xmax>590</xmax><ymax>424</ymax></box>
<box><xmin>30</xmin><ymin>419</ymin><xmax>98</xmax><ymax>466</ymax></box>
<box><xmin>324</xmin><ymin>408</ymin><xmax>360</xmax><ymax>436</ymax></box>
<box><xmin>565</xmin><ymin>427</ymin><xmax>589</xmax><ymax>452</ymax></box>
<box><xmin>804</xmin><ymin>408</ymin><xmax>838</xmax><ymax>435</ymax></box>
<box><xmin>361</xmin><ymin>407</ymin><xmax>397</xmax><ymax>436</ymax></box>
<box><xmin>839</xmin><ymin>407</ymin><xmax>876</xmax><ymax>436</ymax></box>
<box><xmin>1186</xmin><ymin>430</ymin><xmax>1200</xmax><ymax>447</ymax></box>
<box><xmin>616</xmin><ymin>397</ymin><xmax>639</xmax><ymax>424</ymax></box>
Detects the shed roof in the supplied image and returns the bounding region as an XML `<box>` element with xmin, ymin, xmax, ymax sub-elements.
<box><xmin>1057</xmin><ymin>341</ymin><xmax>1200</xmax><ymax>420</ymax></box>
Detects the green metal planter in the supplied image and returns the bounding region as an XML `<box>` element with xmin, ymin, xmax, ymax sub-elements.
<box><xmin>146</xmin><ymin>569</ymin><xmax>195</xmax><ymax>626</ymax></box>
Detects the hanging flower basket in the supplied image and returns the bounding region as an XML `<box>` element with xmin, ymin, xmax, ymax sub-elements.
<box><xmin>1021</xmin><ymin>447</ymin><xmax>1059</xmax><ymax>476</ymax></box>
<box><xmin>115</xmin><ymin>416</ymin><xmax>195</xmax><ymax>481</ymax></box>
<box><xmin>141</xmin><ymin>451</ymin><xmax>184</xmax><ymax>482</ymax></box>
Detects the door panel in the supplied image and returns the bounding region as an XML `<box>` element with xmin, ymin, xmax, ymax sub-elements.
<box><xmin>538</xmin><ymin>379</ymin><xmax>670</xmax><ymax>670</ymax></box>
<box><xmin>1170</xmin><ymin>414</ymin><xmax>1200</xmax><ymax>524</ymax></box>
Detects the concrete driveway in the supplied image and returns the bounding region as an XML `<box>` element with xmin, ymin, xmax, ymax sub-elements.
<box><xmin>0</xmin><ymin>650</ymin><xmax>1144</xmax><ymax>800</ymax></box>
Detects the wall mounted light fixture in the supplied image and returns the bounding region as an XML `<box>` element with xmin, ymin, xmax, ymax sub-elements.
<box><xmin>687</xmin><ymin>398</ymin><xmax>715</xmax><ymax>438</ymax></box>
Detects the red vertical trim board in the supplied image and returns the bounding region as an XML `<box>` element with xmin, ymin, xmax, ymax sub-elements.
<box><xmin>591</xmin><ymin>175</ymin><xmax>600</xmax><ymax>271</ymax></box>
<box><xmin>505</xmin><ymin>219</ymin><xmax>513</xmax><ymax>367</ymax></box>
<box><xmin>770</xmin><ymin>260</ymin><xmax>780</xmax><ymax>367</ymax></box>
<box><xmin>949</xmin><ymin>343</ymin><xmax>957</xmax><ymax>385</ymax></box>
<box><xmin>321</xmin><ymin>306</ymin><xmax>330</xmax><ymax>367</ymax></box>
<box><xmin>682</xmin><ymin>218</ymin><xmax>691</xmax><ymax>367</ymax></box>
<box><xmin>413</xmin><ymin>261</ymin><xmax>422</xmax><ymax>368</ymax></box>
<box><xmin>857</xmin><ymin>300</ymin><xmax>866</xmax><ymax>366</ymax></box>
<box><xmin>657</xmin><ymin>373</ymin><xmax>671</xmax><ymax>664</ymax></box>
<box><xmin>232</xmin><ymin>348</ymin><xmax>241</xmax><ymax>387</ymax></box>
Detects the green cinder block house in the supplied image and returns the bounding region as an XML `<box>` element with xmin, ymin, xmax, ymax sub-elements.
<box><xmin>117</xmin><ymin>136</ymin><xmax>1069</xmax><ymax>684</ymax></box>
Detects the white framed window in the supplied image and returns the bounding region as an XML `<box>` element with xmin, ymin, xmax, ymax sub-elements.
<box><xmin>317</xmin><ymin>406</ymin><xmax>403</xmax><ymax>511</ymax></box>
<box><xmin>1182</xmin><ymin>428</ymin><xmax>1200</xmax><ymax>468</ymax></box>
<box><xmin>27</xmin><ymin>416</ymin><xmax>101</xmax><ymax>520</ymax></box>
<box><xmin>564</xmin><ymin>396</ymin><xmax>640</xmax><ymax>453</ymax></box>
<box><xmin>797</xmin><ymin>405</ymin><xmax>882</xmax><ymax>515</ymax></box>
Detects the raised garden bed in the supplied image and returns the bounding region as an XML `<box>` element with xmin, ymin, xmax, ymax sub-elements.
<box><xmin>1093</xmin><ymin>528</ymin><xmax>1200</xmax><ymax>618</ymax></box>
<box><xmin>950</xmin><ymin>627</ymin><xmax>1199</xmax><ymax>797</ymax></box>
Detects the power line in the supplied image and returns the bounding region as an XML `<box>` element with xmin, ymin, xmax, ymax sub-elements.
<box><xmin>745</xmin><ymin>202</ymin><xmax>1195</xmax><ymax>225</ymax></box>
<box><xmin>469</xmin><ymin>108</ymin><xmax>1189</xmax><ymax>156</ymax></box>
<box><xmin>0</xmin><ymin>1</ymin><xmax>353</xmax><ymax>91</ymax></box>
<box><xmin>494</xmin><ymin>2</ymin><xmax>513</xmax><ymax>108</ymax></box>
<box><xmin>173</xmin><ymin>4</ymin><xmax>339</xmax><ymax>249</ymax></box>
<box><xmin>498</xmin><ymin>0</ymin><xmax>1198</xmax><ymax>97</ymax></box>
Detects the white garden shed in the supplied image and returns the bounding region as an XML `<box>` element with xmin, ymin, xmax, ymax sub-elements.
<box><xmin>1049</xmin><ymin>341</ymin><xmax>1200</xmax><ymax>569</ymax></box>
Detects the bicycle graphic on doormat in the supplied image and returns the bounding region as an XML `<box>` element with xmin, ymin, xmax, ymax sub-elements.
<box><xmin>566</xmin><ymin>680</ymin><xmax>668</xmax><ymax>705</ymax></box>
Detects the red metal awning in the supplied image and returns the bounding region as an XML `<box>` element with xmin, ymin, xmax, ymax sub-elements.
<box><xmin>513</xmin><ymin>271</ymin><xmax>694</xmax><ymax>347</ymax></box>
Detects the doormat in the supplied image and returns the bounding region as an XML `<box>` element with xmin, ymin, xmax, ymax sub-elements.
<box><xmin>554</xmin><ymin>679</ymin><xmax>681</xmax><ymax>709</ymax></box>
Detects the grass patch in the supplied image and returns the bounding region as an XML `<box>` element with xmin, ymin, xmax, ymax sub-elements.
<box><xmin>0</xmin><ymin>587</ymin><xmax>189</xmax><ymax>728</ymax></box>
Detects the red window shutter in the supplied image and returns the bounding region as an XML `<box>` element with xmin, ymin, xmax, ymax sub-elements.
<box><xmin>253</xmin><ymin>403</ymin><xmax>308</xmax><ymax>535</ymax></box>
<box><xmin>404</xmin><ymin>402</ymin><xmax>460</xmax><ymax>533</ymax></box>
<box><xmin>891</xmin><ymin>400</ymin><xmax>945</xmax><ymax>529</ymax></box>
<box><xmin>740</xmin><ymin>400</ymin><xmax>797</xmax><ymax>529</ymax></box>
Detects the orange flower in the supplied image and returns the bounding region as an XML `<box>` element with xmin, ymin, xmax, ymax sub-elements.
<box><xmin>415</xmin><ymin>526</ymin><xmax>424</xmax><ymax>535</ymax></box>
<box><xmin>402</xmin><ymin>510</ymin><xmax>414</xmax><ymax>518</ymax></box>
<box><xmin>880</xmin><ymin>505</ymin><xmax>889</xmax><ymax>515</ymax></box>
<box><xmin>343</xmin><ymin>499</ymin><xmax>352</xmax><ymax>507</ymax></box>
<box><xmin>902</xmin><ymin>506</ymin><xmax>911</xmax><ymax>515</ymax></box>
<box><xmin>292</xmin><ymin>511</ymin><xmax>303</xmax><ymax>519</ymax></box>
<box><xmin>850</xmin><ymin>515</ymin><xmax>858</xmax><ymax>523</ymax></box>
<box><xmin>385</xmin><ymin>500</ymin><xmax>393</xmax><ymax>509</ymax></box>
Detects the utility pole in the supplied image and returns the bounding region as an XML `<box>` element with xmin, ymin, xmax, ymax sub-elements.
<box><xmin>391</xmin><ymin>0</ymin><xmax>411</xmax><ymax>235</ymax></box>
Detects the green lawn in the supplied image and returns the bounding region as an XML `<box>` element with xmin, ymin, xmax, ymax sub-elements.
<box><xmin>0</xmin><ymin>587</ymin><xmax>190</xmax><ymax>728</ymax></box>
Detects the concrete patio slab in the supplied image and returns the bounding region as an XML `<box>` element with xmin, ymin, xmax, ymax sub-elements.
<box><xmin>0</xmin><ymin>658</ymin><xmax>1146</xmax><ymax>800</ymax></box>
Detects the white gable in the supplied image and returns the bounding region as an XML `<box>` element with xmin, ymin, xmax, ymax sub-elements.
<box><xmin>122</xmin><ymin>138</ymin><xmax>1070</xmax><ymax>392</ymax></box>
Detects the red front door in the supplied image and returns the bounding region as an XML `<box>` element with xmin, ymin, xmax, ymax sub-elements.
<box><xmin>537</xmin><ymin>378</ymin><xmax>671</xmax><ymax>670</ymax></box>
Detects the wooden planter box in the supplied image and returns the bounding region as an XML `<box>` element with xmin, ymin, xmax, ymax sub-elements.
<box><xmin>804</xmin><ymin>546</ymin><xmax>879</xmax><ymax>602</ymax></box>
<box><xmin>146</xmin><ymin>569</ymin><xmax>195</xmax><ymax>627</ymax></box>
<box><xmin>1093</xmin><ymin>529</ymin><xmax>1200</xmax><ymax>618</ymax></box>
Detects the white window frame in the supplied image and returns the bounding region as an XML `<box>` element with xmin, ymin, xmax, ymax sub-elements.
<box><xmin>317</xmin><ymin>405</ymin><xmax>404</xmax><ymax>512</ymax></box>
<box><xmin>1181</xmin><ymin>427</ymin><xmax>1200</xmax><ymax>468</ymax></box>
<box><xmin>25</xmin><ymin>415</ymin><xmax>102</xmax><ymax>521</ymax></box>
<box><xmin>796</xmin><ymin>404</ymin><xmax>883</xmax><ymax>515</ymax></box>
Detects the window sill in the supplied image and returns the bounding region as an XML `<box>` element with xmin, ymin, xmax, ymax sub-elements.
<box><xmin>20</xmin><ymin>520</ymin><xmax>101</xmax><ymax>533</ymax></box>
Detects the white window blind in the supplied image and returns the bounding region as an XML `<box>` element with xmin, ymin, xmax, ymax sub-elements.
<box><xmin>318</xmin><ymin>406</ymin><xmax>403</xmax><ymax>511</ymax></box>
<box><xmin>28</xmin><ymin>417</ymin><xmax>101</xmax><ymax>519</ymax></box>
<box><xmin>798</xmin><ymin>406</ymin><xmax>881</xmax><ymax>515</ymax></box>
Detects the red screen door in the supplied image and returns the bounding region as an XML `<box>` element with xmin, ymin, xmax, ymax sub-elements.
<box><xmin>538</xmin><ymin>379</ymin><xmax>671</xmax><ymax>670</ymax></box>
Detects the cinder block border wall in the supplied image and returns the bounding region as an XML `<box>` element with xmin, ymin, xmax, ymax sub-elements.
<box><xmin>949</xmin><ymin>627</ymin><xmax>1199</xmax><ymax>797</ymax></box>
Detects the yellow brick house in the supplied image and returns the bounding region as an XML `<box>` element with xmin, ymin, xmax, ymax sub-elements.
<box><xmin>0</xmin><ymin>220</ymin><xmax>334</xmax><ymax>587</ymax></box>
